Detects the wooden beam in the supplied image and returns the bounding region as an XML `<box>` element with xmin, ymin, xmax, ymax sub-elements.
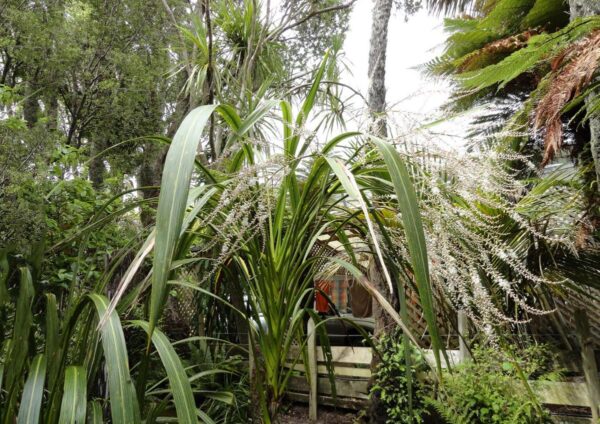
<box><xmin>531</xmin><ymin>381</ymin><xmax>591</xmax><ymax>407</ymax></box>
<box><xmin>458</xmin><ymin>310</ymin><xmax>471</xmax><ymax>363</ymax></box>
<box><xmin>288</xmin><ymin>345</ymin><xmax>373</xmax><ymax>365</ymax></box>
<box><xmin>288</xmin><ymin>375</ymin><xmax>370</xmax><ymax>398</ymax></box>
<box><xmin>286</xmin><ymin>391</ymin><xmax>369</xmax><ymax>409</ymax></box>
<box><xmin>575</xmin><ymin>309</ymin><xmax>600</xmax><ymax>420</ymax></box>
<box><xmin>286</xmin><ymin>363</ymin><xmax>372</xmax><ymax>378</ymax></box>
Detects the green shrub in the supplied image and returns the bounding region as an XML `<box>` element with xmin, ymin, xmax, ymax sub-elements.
<box><xmin>370</xmin><ymin>331</ymin><xmax>430</xmax><ymax>424</ymax></box>
<box><xmin>43</xmin><ymin>177</ymin><xmax>137</xmax><ymax>289</ymax></box>
<box><xmin>426</xmin><ymin>345</ymin><xmax>556</xmax><ymax>424</ymax></box>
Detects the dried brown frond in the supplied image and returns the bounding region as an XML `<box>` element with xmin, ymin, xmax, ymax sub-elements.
<box><xmin>534</xmin><ymin>30</ymin><xmax>600</xmax><ymax>166</ymax></box>
<box><xmin>458</xmin><ymin>28</ymin><xmax>542</xmax><ymax>72</ymax></box>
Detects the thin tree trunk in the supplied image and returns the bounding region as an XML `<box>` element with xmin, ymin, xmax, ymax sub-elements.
<box><xmin>367</xmin><ymin>0</ymin><xmax>393</xmax><ymax>138</ymax></box>
<box><xmin>45</xmin><ymin>95</ymin><xmax>59</xmax><ymax>132</ymax></box>
<box><xmin>138</xmin><ymin>88</ymin><xmax>190</xmax><ymax>228</ymax></box>
<box><xmin>89</xmin><ymin>139</ymin><xmax>105</xmax><ymax>190</ymax></box>
<box><xmin>366</xmin><ymin>1</ymin><xmax>394</xmax><ymax>421</ymax></box>
<box><xmin>139</xmin><ymin>142</ymin><xmax>167</xmax><ymax>228</ymax></box>
<box><xmin>570</xmin><ymin>0</ymin><xmax>600</xmax><ymax>188</ymax></box>
<box><xmin>23</xmin><ymin>82</ymin><xmax>40</xmax><ymax>128</ymax></box>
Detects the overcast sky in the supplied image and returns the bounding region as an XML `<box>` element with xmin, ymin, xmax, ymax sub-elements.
<box><xmin>339</xmin><ymin>2</ymin><xmax>465</xmax><ymax>145</ymax></box>
<box><xmin>343</xmin><ymin>2</ymin><xmax>448</xmax><ymax>112</ymax></box>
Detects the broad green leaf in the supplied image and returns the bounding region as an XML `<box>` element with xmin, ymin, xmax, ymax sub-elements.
<box><xmin>219</xmin><ymin>100</ymin><xmax>278</xmax><ymax>152</ymax></box>
<box><xmin>4</xmin><ymin>266</ymin><xmax>35</xmax><ymax>412</ymax></box>
<box><xmin>87</xmin><ymin>401</ymin><xmax>103</xmax><ymax>424</ymax></box>
<box><xmin>197</xmin><ymin>410</ymin><xmax>216</xmax><ymax>424</ymax></box>
<box><xmin>131</xmin><ymin>321</ymin><xmax>199</xmax><ymax>424</ymax></box>
<box><xmin>88</xmin><ymin>294</ymin><xmax>139</xmax><ymax>424</ymax></box>
<box><xmin>150</xmin><ymin>105</ymin><xmax>217</xmax><ymax>337</ymax></box>
<box><xmin>325</xmin><ymin>157</ymin><xmax>394</xmax><ymax>293</ymax></box>
<box><xmin>286</xmin><ymin>54</ymin><xmax>328</xmax><ymax>158</ymax></box>
<box><xmin>45</xmin><ymin>294</ymin><xmax>60</xmax><ymax>390</ymax></box>
<box><xmin>99</xmin><ymin>230</ymin><xmax>156</xmax><ymax>329</ymax></box>
<box><xmin>58</xmin><ymin>366</ymin><xmax>86</xmax><ymax>424</ymax></box>
<box><xmin>371</xmin><ymin>137</ymin><xmax>444</xmax><ymax>375</ymax></box>
<box><xmin>17</xmin><ymin>354</ymin><xmax>46</xmax><ymax>424</ymax></box>
<box><xmin>197</xmin><ymin>391</ymin><xmax>234</xmax><ymax>405</ymax></box>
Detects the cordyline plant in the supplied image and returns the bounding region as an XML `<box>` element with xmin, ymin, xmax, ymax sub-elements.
<box><xmin>0</xmin><ymin>60</ymin><xmax>439</xmax><ymax>423</ymax></box>
<box><xmin>120</xmin><ymin>57</ymin><xmax>442</xmax><ymax>421</ymax></box>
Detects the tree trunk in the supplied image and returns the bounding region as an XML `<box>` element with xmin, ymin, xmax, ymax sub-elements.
<box><xmin>23</xmin><ymin>82</ymin><xmax>40</xmax><ymax>128</ymax></box>
<box><xmin>569</xmin><ymin>0</ymin><xmax>600</xmax><ymax>18</ymax></box>
<box><xmin>45</xmin><ymin>95</ymin><xmax>59</xmax><ymax>132</ymax></box>
<box><xmin>138</xmin><ymin>88</ymin><xmax>190</xmax><ymax>228</ymax></box>
<box><xmin>89</xmin><ymin>139</ymin><xmax>105</xmax><ymax>190</ymax></box>
<box><xmin>570</xmin><ymin>0</ymin><xmax>600</xmax><ymax>188</ymax></box>
<box><xmin>139</xmin><ymin>142</ymin><xmax>167</xmax><ymax>228</ymax></box>
<box><xmin>367</xmin><ymin>0</ymin><xmax>393</xmax><ymax>138</ymax></box>
<box><xmin>367</xmin><ymin>1</ymin><xmax>394</xmax><ymax>421</ymax></box>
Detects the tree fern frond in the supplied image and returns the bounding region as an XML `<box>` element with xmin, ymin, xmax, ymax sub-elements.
<box><xmin>455</xmin><ymin>28</ymin><xmax>542</xmax><ymax>72</ymax></box>
<box><xmin>456</xmin><ymin>17</ymin><xmax>600</xmax><ymax>91</ymax></box>
<box><xmin>534</xmin><ymin>29</ymin><xmax>600</xmax><ymax>164</ymax></box>
<box><xmin>520</xmin><ymin>0</ymin><xmax>569</xmax><ymax>31</ymax></box>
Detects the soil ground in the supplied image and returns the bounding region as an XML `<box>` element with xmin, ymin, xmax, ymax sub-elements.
<box><xmin>277</xmin><ymin>402</ymin><xmax>593</xmax><ymax>423</ymax></box>
<box><xmin>279</xmin><ymin>403</ymin><xmax>360</xmax><ymax>424</ymax></box>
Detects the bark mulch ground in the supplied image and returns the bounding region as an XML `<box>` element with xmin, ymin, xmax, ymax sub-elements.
<box><xmin>278</xmin><ymin>403</ymin><xmax>360</xmax><ymax>424</ymax></box>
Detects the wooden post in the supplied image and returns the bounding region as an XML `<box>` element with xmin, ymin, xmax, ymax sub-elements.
<box><xmin>458</xmin><ymin>310</ymin><xmax>471</xmax><ymax>363</ymax></box>
<box><xmin>308</xmin><ymin>317</ymin><xmax>318</xmax><ymax>422</ymax></box>
<box><xmin>574</xmin><ymin>308</ymin><xmax>600</xmax><ymax>421</ymax></box>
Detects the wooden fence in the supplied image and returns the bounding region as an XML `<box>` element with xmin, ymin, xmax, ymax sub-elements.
<box><xmin>285</xmin><ymin>321</ymin><xmax>596</xmax><ymax>422</ymax></box>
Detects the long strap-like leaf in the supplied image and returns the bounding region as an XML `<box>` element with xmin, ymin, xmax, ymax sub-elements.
<box><xmin>132</xmin><ymin>321</ymin><xmax>199</xmax><ymax>424</ymax></box>
<box><xmin>88</xmin><ymin>294</ymin><xmax>139</xmax><ymax>424</ymax></box>
<box><xmin>2</xmin><ymin>267</ymin><xmax>35</xmax><ymax>422</ymax></box>
<box><xmin>371</xmin><ymin>137</ymin><xmax>444</xmax><ymax>375</ymax></box>
<box><xmin>45</xmin><ymin>294</ymin><xmax>60</xmax><ymax>390</ymax></box>
<box><xmin>17</xmin><ymin>354</ymin><xmax>46</xmax><ymax>424</ymax></box>
<box><xmin>58</xmin><ymin>366</ymin><xmax>87</xmax><ymax>424</ymax></box>
<box><xmin>87</xmin><ymin>401</ymin><xmax>103</xmax><ymax>424</ymax></box>
<box><xmin>150</xmin><ymin>105</ymin><xmax>217</xmax><ymax>337</ymax></box>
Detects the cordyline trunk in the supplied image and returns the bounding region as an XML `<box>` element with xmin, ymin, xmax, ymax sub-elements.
<box><xmin>366</xmin><ymin>0</ymin><xmax>393</xmax><ymax>422</ymax></box>
<box><xmin>570</xmin><ymin>0</ymin><xmax>600</xmax><ymax>188</ymax></box>
<box><xmin>367</xmin><ymin>0</ymin><xmax>393</xmax><ymax>138</ymax></box>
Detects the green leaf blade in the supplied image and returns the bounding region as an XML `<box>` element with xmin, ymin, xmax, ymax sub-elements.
<box><xmin>132</xmin><ymin>321</ymin><xmax>199</xmax><ymax>424</ymax></box>
<box><xmin>58</xmin><ymin>366</ymin><xmax>87</xmax><ymax>424</ymax></box>
<box><xmin>150</xmin><ymin>105</ymin><xmax>217</xmax><ymax>337</ymax></box>
<box><xmin>17</xmin><ymin>354</ymin><xmax>47</xmax><ymax>424</ymax></box>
